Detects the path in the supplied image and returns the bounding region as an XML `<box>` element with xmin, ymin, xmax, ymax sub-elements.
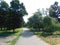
<box><xmin>15</xmin><ymin>28</ymin><xmax>49</xmax><ymax>45</ymax></box>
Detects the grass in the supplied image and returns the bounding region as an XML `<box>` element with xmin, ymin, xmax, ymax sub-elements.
<box><xmin>31</xmin><ymin>30</ymin><xmax>60</xmax><ymax>45</ymax></box>
<box><xmin>0</xmin><ymin>28</ymin><xmax>23</xmax><ymax>45</ymax></box>
<box><xmin>11</xmin><ymin>28</ymin><xmax>23</xmax><ymax>45</ymax></box>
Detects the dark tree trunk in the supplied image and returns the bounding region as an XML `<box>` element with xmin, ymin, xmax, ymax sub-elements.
<box><xmin>13</xmin><ymin>28</ymin><xmax>15</xmax><ymax>32</ymax></box>
<box><xmin>1</xmin><ymin>27</ymin><xmax>2</xmax><ymax>30</ymax></box>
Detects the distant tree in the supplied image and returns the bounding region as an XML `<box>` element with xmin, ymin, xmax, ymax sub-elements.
<box><xmin>43</xmin><ymin>16</ymin><xmax>56</xmax><ymax>34</ymax></box>
<box><xmin>49</xmin><ymin>1</ymin><xmax>59</xmax><ymax>18</ymax></box>
<box><xmin>28</xmin><ymin>9</ymin><xmax>43</xmax><ymax>30</ymax></box>
<box><xmin>49</xmin><ymin>1</ymin><xmax>60</xmax><ymax>22</ymax></box>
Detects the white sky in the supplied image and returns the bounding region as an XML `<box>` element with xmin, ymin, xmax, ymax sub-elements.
<box><xmin>4</xmin><ymin>0</ymin><xmax>60</xmax><ymax>22</ymax></box>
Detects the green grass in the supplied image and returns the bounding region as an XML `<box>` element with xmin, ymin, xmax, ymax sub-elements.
<box><xmin>31</xmin><ymin>30</ymin><xmax>60</xmax><ymax>45</ymax></box>
<box><xmin>11</xmin><ymin>28</ymin><xmax>23</xmax><ymax>45</ymax></box>
<box><xmin>0</xmin><ymin>28</ymin><xmax>23</xmax><ymax>45</ymax></box>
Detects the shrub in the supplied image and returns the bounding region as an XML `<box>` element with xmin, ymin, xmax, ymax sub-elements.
<box><xmin>55</xmin><ymin>23</ymin><xmax>60</xmax><ymax>31</ymax></box>
<box><xmin>43</xmin><ymin>16</ymin><xmax>56</xmax><ymax>34</ymax></box>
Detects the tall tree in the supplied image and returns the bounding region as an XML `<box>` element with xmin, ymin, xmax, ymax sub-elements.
<box><xmin>49</xmin><ymin>1</ymin><xmax>59</xmax><ymax>18</ymax></box>
<box><xmin>6</xmin><ymin>0</ymin><xmax>28</xmax><ymax>32</ymax></box>
<box><xmin>0</xmin><ymin>1</ymin><xmax>9</xmax><ymax>30</ymax></box>
<box><xmin>0</xmin><ymin>0</ymin><xmax>27</xmax><ymax>32</ymax></box>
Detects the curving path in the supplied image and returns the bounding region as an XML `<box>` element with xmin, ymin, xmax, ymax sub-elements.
<box><xmin>15</xmin><ymin>28</ymin><xmax>49</xmax><ymax>45</ymax></box>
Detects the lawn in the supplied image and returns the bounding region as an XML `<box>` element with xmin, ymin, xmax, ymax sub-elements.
<box><xmin>31</xmin><ymin>30</ymin><xmax>60</xmax><ymax>45</ymax></box>
<box><xmin>0</xmin><ymin>28</ymin><xmax>23</xmax><ymax>45</ymax></box>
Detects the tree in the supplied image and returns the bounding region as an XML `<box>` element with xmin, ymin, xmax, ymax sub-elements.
<box><xmin>0</xmin><ymin>0</ymin><xmax>27</xmax><ymax>32</ymax></box>
<box><xmin>43</xmin><ymin>16</ymin><xmax>56</xmax><ymax>34</ymax></box>
<box><xmin>0</xmin><ymin>1</ymin><xmax>9</xmax><ymax>30</ymax></box>
<box><xmin>49</xmin><ymin>1</ymin><xmax>59</xmax><ymax>18</ymax></box>
<box><xmin>28</xmin><ymin>9</ymin><xmax>43</xmax><ymax>30</ymax></box>
<box><xmin>49</xmin><ymin>1</ymin><xmax>60</xmax><ymax>22</ymax></box>
<box><xmin>6</xmin><ymin>0</ymin><xmax>28</xmax><ymax>32</ymax></box>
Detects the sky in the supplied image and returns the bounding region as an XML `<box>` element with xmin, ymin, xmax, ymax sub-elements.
<box><xmin>3</xmin><ymin>0</ymin><xmax>60</xmax><ymax>22</ymax></box>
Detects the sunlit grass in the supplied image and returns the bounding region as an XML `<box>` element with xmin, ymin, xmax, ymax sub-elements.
<box><xmin>10</xmin><ymin>28</ymin><xmax>23</xmax><ymax>45</ymax></box>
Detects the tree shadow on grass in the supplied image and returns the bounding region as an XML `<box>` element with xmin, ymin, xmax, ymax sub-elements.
<box><xmin>40</xmin><ymin>32</ymin><xmax>60</xmax><ymax>38</ymax></box>
<box><xmin>0</xmin><ymin>31</ymin><xmax>18</xmax><ymax>37</ymax></box>
<box><xmin>40</xmin><ymin>32</ymin><xmax>52</xmax><ymax>37</ymax></box>
<box><xmin>30</xmin><ymin>29</ymin><xmax>60</xmax><ymax>38</ymax></box>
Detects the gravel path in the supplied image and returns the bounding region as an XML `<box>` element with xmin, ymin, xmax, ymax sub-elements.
<box><xmin>15</xmin><ymin>28</ymin><xmax>49</xmax><ymax>45</ymax></box>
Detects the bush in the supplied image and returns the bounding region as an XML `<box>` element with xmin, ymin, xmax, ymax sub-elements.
<box><xmin>47</xmin><ymin>25</ymin><xmax>56</xmax><ymax>34</ymax></box>
<box><xmin>43</xmin><ymin>16</ymin><xmax>56</xmax><ymax>34</ymax></box>
<box><xmin>55</xmin><ymin>23</ymin><xmax>60</xmax><ymax>31</ymax></box>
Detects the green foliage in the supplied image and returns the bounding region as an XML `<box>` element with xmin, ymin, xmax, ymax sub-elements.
<box><xmin>0</xmin><ymin>0</ymin><xmax>27</xmax><ymax>32</ymax></box>
<box><xmin>43</xmin><ymin>16</ymin><xmax>56</xmax><ymax>33</ymax></box>
<box><xmin>28</xmin><ymin>9</ymin><xmax>60</xmax><ymax>34</ymax></box>
<box><xmin>7</xmin><ymin>0</ymin><xmax>27</xmax><ymax>31</ymax></box>
<box><xmin>0</xmin><ymin>1</ymin><xmax>9</xmax><ymax>8</ymax></box>
<box><xmin>55</xmin><ymin>23</ymin><xmax>60</xmax><ymax>31</ymax></box>
<box><xmin>49</xmin><ymin>1</ymin><xmax>58</xmax><ymax>18</ymax></box>
<box><xmin>27</xmin><ymin>9</ymin><xmax>43</xmax><ymax>30</ymax></box>
<box><xmin>43</xmin><ymin>16</ymin><xmax>52</xmax><ymax>27</ymax></box>
<box><xmin>49</xmin><ymin>7</ymin><xmax>55</xmax><ymax>17</ymax></box>
<box><xmin>43</xmin><ymin>16</ymin><xmax>59</xmax><ymax>33</ymax></box>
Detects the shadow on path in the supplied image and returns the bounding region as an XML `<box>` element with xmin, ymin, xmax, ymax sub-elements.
<box><xmin>15</xmin><ymin>28</ymin><xmax>49</xmax><ymax>45</ymax></box>
<box><xmin>21</xmin><ymin>30</ymin><xmax>34</xmax><ymax>38</ymax></box>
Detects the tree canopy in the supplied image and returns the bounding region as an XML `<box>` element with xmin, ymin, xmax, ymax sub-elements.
<box><xmin>0</xmin><ymin>0</ymin><xmax>28</xmax><ymax>32</ymax></box>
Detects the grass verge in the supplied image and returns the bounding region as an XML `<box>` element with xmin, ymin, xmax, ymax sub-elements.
<box><xmin>31</xmin><ymin>30</ymin><xmax>60</xmax><ymax>45</ymax></box>
<box><xmin>10</xmin><ymin>28</ymin><xmax>23</xmax><ymax>45</ymax></box>
<box><xmin>0</xmin><ymin>28</ymin><xmax>23</xmax><ymax>45</ymax></box>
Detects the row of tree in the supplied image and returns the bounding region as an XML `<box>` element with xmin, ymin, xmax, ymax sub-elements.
<box><xmin>27</xmin><ymin>2</ymin><xmax>60</xmax><ymax>34</ymax></box>
<box><xmin>0</xmin><ymin>0</ymin><xmax>27</xmax><ymax>32</ymax></box>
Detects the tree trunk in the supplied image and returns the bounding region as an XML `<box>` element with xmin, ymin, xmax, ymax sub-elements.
<box><xmin>1</xmin><ymin>27</ymin><xmax>2</xmax><ymax>30</ymax></box>
<box><xmin>4</xmin><ymin>27</ymin><xmax>6</xmax><ymax>30</ymax></box>
<box><xmin>13</xmin><ymin>28</ymin><xmax>15</xmax><ymax>32</ymax></box>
